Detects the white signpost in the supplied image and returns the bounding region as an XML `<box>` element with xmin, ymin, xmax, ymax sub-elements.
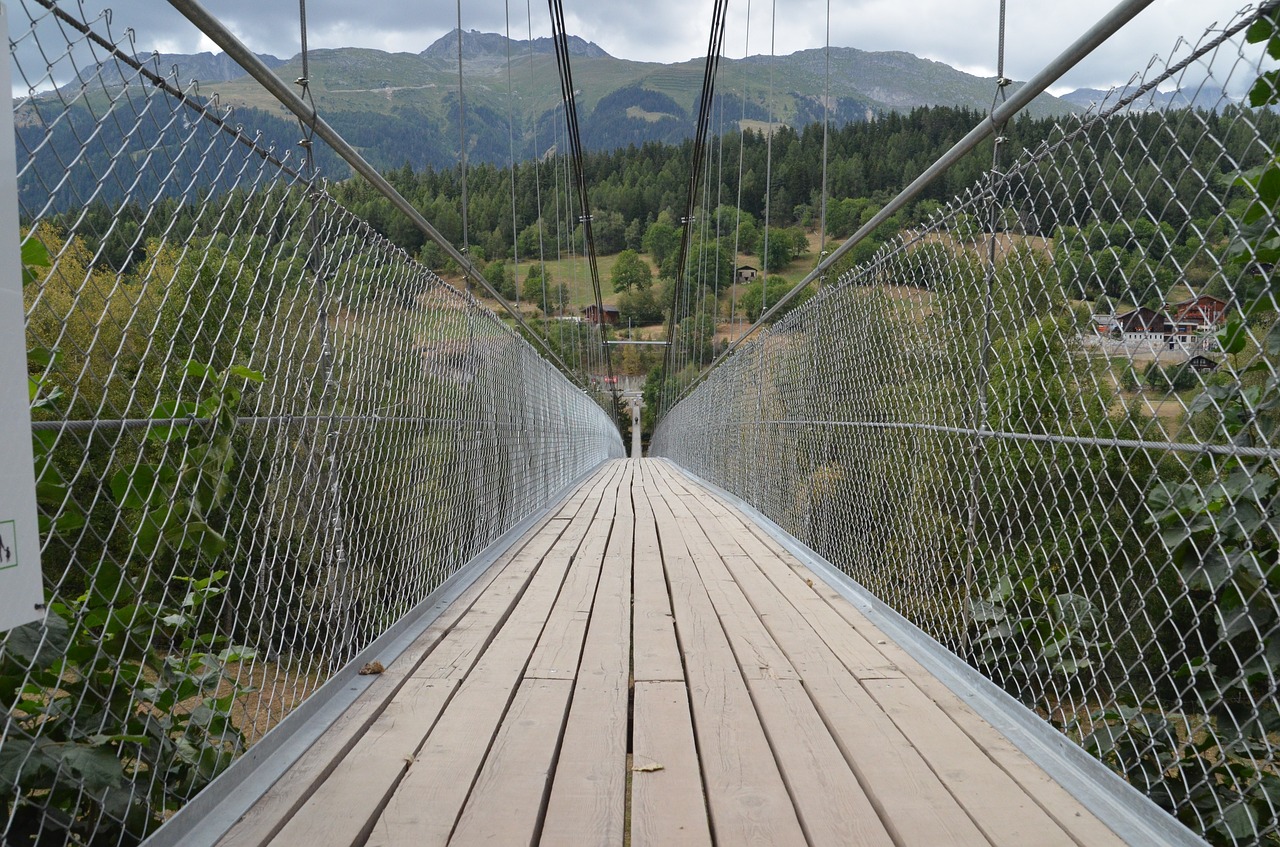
<box><xmin>0</xmin><ymin>2</ymin><xmax>45</xmax><ymax>632</ymax></box>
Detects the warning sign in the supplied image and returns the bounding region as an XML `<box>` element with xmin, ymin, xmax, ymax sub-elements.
<box><xmin>0</xmin><ymin>2</ymin><xmax>44</xmax><ymax>632</ymax></box>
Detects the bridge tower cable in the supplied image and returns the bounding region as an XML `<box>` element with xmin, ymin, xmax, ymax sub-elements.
<box><xmin>658</xmin><ymin>0</ymin><xmax>730</xmax><ymax>414</ymax></box>
<box><xmin>546</xmin><ymin>0</ymin><xmax>619</xmax><ymax>415</ymax></box>
<box><xmin>523</xmin><ymin>0</ymin><xmax>552</xmax><ymax>343</ymax></box>
<box><xmin>728</xmin><ymin>0</ymin><xmax>753</xmax><ymax>356</ymax></box>
<box><xmin>961</xmin><ymin>0</ymin><xmax>1013</xmax><ymax>658</ymax></box>
<box><xmin>456</xmin><ymin>0</ymin><xmax>471</xmax><ymax>276</ymax></box>
<box><xmin>759</xmin><ymin>0</ymin><xmax>777</xmax><ymax>315</ymax></box>
<box><xmin>819</xmin><ymin>0</ymin><xmax>831</xmax><ymax>265</ymax></box>
<box><xmin>505</xmin><ymin>0</ymin><xmax>520</xmax><ymax>307</ymax></box>
<box><xmin>295</xmin><ymin>0</ymin><xmax>357</xmax><ymax>663</ymax></box>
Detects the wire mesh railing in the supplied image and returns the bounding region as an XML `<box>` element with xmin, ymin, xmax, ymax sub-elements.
<box><xmin>655</xmin><ymin>3</ymin><xmax>1280</xmax><ymax>844</ymax></box>
<box><xmin>2</xmin><ymin>1</ymin><xmax>622</xmax><ymax>844</ymax></box>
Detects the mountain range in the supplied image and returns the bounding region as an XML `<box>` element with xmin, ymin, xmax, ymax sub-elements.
<box><xmin>60</xmin><ymin>29</ymin><xmax>1094</xmax><ymax>173</ymax></box>
<box><xmin>53</xmin><ymin>29</ymin><xmax>1236</xmax><ymax>181</ymax></box>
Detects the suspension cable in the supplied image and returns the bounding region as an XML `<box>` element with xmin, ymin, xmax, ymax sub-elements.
<box><xmin>658</xmin><ymin>0</ymin><xmax>731</xmax><ymax>410</ymax></box>
<box><xmin>819</xmin><ymin>0</ymin><xmax>831</xmax><ymax>264</ymax></box>
<box><xmin>962</xmin><ymin>0</ymin><xmax>1013</xmax><ymax>659</ymax></box>
<box><xmin>505</xmin><ymin>0</ymin><xmax>520</xmax><ymax>304</ymax></box>
<box><xmin>165</xmin><ymin>0</ymin><xmax>585</xmax><ymax>384</ymax></box>
<box><xmin>728</xmin><ymin>0</ymin><xmax>752</xmax><ymax>351</ymax></box>
<box><xmin>759</xmin><ymin>0</ymin><xmax>777</xmax><ymax>310</ymax></box>
<box><xmin>546</xmin><ymin>0</ymin><xmax>617</xmax><ymax>406</ymax></box>
<box><xmin>456</xmin><ymin>1</ymin><xmax>471</xmax><ymax>270</ymax></box>
<box><xmin>527</xmin><ymin>0</ymin><xmax>550</xmax><ymax>341</ymax></box>
<box><xmin>680</xmin><ymin>0</ymin><xmax>1161</xmax><ymax>396</ymax></box>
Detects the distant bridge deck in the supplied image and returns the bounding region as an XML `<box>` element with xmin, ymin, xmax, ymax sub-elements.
<box><xmin>207</xmin><ymin>459</ymin><xmax>1126</xmax><ymax>847</ymax></box>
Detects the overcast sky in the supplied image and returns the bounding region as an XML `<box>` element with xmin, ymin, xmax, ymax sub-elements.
<box><xmin>13</xmin><ymin>0</ymin><xmax>1269</xmax><ymax>94</ymax></box>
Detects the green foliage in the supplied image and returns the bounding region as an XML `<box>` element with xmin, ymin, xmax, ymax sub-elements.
<box><xmin>0</xmin><ymin>572</ymin><xmax>253</xmax><ymax>845</ymax></box>
<box><xmin>113</xmin><ymin>361</ymin><xmax>265</xmax><ymax>560</ymax></box>
<box><xmin>8</xmin><ymin>337</ymin><xmax>259</xmax><ymax>845</ymax></box>
<box><xmin>610</xmin><ymin>248</ymin><xmax>652</xmax><ymax>293</ymax></box>
<box><xmin>1143</xmin><ymin>359</ymin><xmax>1198</xmax><ymax>393</ymax></box>
<box><xmin>739</xmin><ymin>275</ymin><xmax>812</xmax><ymax>323</ymax></box>
<box><xmin>969</xmin><ymin>567</ymin><xmax>1105</xmax><ymax>683</ymax></box>
<box><xmin>616</xmin><ymin>286</ymin><xmax>664</xmax><ymax>325</ymax></box>
<box><xmin>482</xmin><ymin>259</ymin><xmax>516</xmax><ymax>300</ymax></box>
<box><xmin>642</xmin><ymin>215</ymin><xmax>680</xmax><ymax>269</ymax></box>
<box><xmin>1107</xmin><ymin>13</ymin><xmax>1280</xmax><ymax>842</ymax></box>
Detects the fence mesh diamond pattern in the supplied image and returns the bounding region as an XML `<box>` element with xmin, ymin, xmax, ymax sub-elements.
<box><xmin>656</xmin><ymin>4</ymin><xmax>1280</xmax><ymax>844</ymax></box>
<box><xmin>3</xmin><ymin>1</ymin><xmax>622</xmax><ymax>844</ymax></box>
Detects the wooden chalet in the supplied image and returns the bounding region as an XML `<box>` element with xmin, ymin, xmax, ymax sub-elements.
<box><xmin>1169</xmin><ymin>295</ymin><xmax>1228</xmax><ymax>328</ymax></box>
<box><xmin>1115</xmin><ymin>306</ymin><xmax>1170</xmax><ymax>336</ymax></box>
<box><xmin>584</xmin><ymin>304</ymin><xmax>621</xmax><ymax>326</ymax></box>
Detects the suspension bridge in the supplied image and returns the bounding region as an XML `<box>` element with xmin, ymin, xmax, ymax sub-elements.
<box><xmin>2</xmin><ymin>0</ymin><xmax>1279</xmax><ymax>845</ymax></box>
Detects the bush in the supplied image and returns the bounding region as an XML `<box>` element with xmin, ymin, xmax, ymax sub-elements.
<box><xmin>1143</xmin><ymin>360</ymin><xmax>1197</xmax><ymax>392</ymax></box>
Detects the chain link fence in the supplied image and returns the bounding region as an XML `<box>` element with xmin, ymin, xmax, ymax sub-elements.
<box><xmin>2</xmin><ymin>1</ymin><xmax>622</xmax><ymax>844</ymax></box>
<box><xmin>656</xmin><ymin>4</ymin><xmax>1280</xmax><ymax>844</ymax></box>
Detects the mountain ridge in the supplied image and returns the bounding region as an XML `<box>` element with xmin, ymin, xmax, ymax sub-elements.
<box><xmin>61</xmin><ymin>30</ymin><xmax>1093</xmax><ymax>171</ymax></box>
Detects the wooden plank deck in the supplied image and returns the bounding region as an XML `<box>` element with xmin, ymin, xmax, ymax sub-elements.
<box><xmin>217</xmin><ymin>458</ymin><xmax>1125</xmax><ymax>847</ymax></box>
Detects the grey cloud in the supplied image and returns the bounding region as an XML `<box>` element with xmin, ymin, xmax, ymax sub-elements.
<box><xmin>9</xmin><ymin>0</ymin><xmax>1263</xmax><ymax>94</ymax></box>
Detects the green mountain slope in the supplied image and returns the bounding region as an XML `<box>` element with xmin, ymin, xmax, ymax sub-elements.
<box><xmin>52</xmin><ymin>29</ymin><xmax>1080</xmax><ymax>174</ymax></box>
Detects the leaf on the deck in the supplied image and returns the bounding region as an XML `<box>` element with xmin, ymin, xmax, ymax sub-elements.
<box><xmin>631</xmin><ymin>760</ymin><xmax>665</xmax><ymax>773</ymax></box>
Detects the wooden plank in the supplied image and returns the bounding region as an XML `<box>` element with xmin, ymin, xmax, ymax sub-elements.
<box><xmin>863</xmin><ymin>677</ymin><xmax>1076</xmax><ymax>846</ymax></box>
<box><xmin>666</xmin><ymin>465</ymin><xmax>1121</xmax><ymax>845</ymax></box>
<box><xmin>524</xmin><ymin>485</ymin><xmax>619</xmax><ymax>679</ymax></box>
<box><xmin>645</xmin><ymin>480</ymin><xmax>808</xmax><ymax>845</ymax></box>
<box><xmin>689</xmin><ymin>475</ymin><xmax>1122</xmax><ymax>845</ymax></box>
<box><xmin>800</xmin><ymin>670</ymin><xmax>992</xmax><ymax>845</ymax></box>
<box><xmin>648</xmin><ymin>464</ymin><xmax>990</xmax><ymax>846</ymax></box>
<box><xmin>750</xmin><ymin>679</ymin><xmax>896</xmax><ymax>847</ymax></box>
<box><xmin>538</xmin><ymin>466</ymin><xmax>635</xmax><ymax>846</ymax></box>
<box><xmin>817</xmin><ymin>599</ymin><xmax>1126</xmax><ymax>847</ymax></box>
<box><xmin>648</xmin><ymin>474</ymin><xmax>798</xmax><ymax>682</ymax></box>
<box><xmin>220</xmin><ymin>473</ymin><xmax>606</xmax><ymax>847</ymax></box>
<box><xmin>656</xmin><ymin>466</ymin><xmax>904</xmax><ymax>680</ymax></box>
<box><xmin>361</xmin><ymin>471</ymin><xmax>628</xmax><ymax>847</ymax></box>
<box><xmin>448</xmin><ymin>678</ymin><xmax>575</xmax><ymax>847</ymax></box>
<box><xmin>629</xmin><ymin>681</ymin><xmax>712</xmax><ymax>847</ymax></box>
<box><xmin>632</xmin><ymin>465</ymin><xmax>683</xmax><ymax>683</ymax></box>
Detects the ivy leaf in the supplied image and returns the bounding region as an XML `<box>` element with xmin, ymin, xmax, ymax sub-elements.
<box><xmin>146</xmin><ymin>400</ymin><xmax>202</xmax><ymax>443</ymax></box>
<box><xmin>20</xmin><ymin>238</ymin><xmax>50</xmax><ymax>286</ymax></box>
<box><xmin>52</xmin><ymin>743</ymin><xmax>125</xmax><ymax>794</ymax></box>
<box><xmin>1249</xmin><ymin>70</ymin><xmax>1280</xmax><ymax>108</ymax></box>
<box><xmin>4</xmin><ymin>613</ymin><xmax>69</xmax><ymax>666</ymax></box>
<box><xmin>228</xmin><ymin>365</ymin><xmax>265</xmax><ymax>384</ymax></box>
<box><xmin>1218</xmin><ymin>319</ymin><xmax>1250</xmax><ymax>355</ymax></box>
<box><xmin>183</xmin><ymin>360</ymin><xmax>216</xmax><ymax>381</ymax></box>
<box><xmin>1216</xmin><ymin>801</ymin><xmax>1260</xmax><ymax>840</ymax></box>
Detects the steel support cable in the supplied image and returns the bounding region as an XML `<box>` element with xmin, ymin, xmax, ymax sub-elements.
<box><xmin>818</xmin><ymin>0</ymin><xmax>831</xmax><ymax>263</ymax></box>
<box><xmin>545</xmin><ymin>0</ymin><xmax>617</xmax><ymax>409</ymax></box>
<box><xmin>525</xmin><ymin>0</ymin><xmax>550</xmax><ymax>339</ymax></box>
<box><xmin>504</xmin><ymin>0</ymin><xmax>520</xmax><ymax>304</ymax></box>
<box><xmin>759</xmin><ymin>0</ymin><xmax>777</xmax><ymax>312</ymax></box>
<box><xmin>678</xmin><ymin>0</ymin><xmax>1161</xmax><ymax>400</ymax></box>
<box><xmin>960</xmin><ymin>0</ymin><xmax>1012</xmax><ymax>660</ymax></box>
<box><xmin>296</xmin><ymin>0</ymin><xmax>356</xmax><ymax>662</ymax></box>
<box><xmin>163</xmin><ymin>0</ymin><xmax>584</xmax><ymax>386</ymax></box>
<box><xmin>658</xmin><ymin>0</ymin><xmax>730</xmax><ymax>410</ymax></box>
<box><xmin>456</xmin><ymin>0</ymin><xmax>471</xmax><ymax>264</ymax></box>
<box><xmin>728</xmin><ymin>0</ymin><xmax>753</xmax><ymax>353</ymax></box>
